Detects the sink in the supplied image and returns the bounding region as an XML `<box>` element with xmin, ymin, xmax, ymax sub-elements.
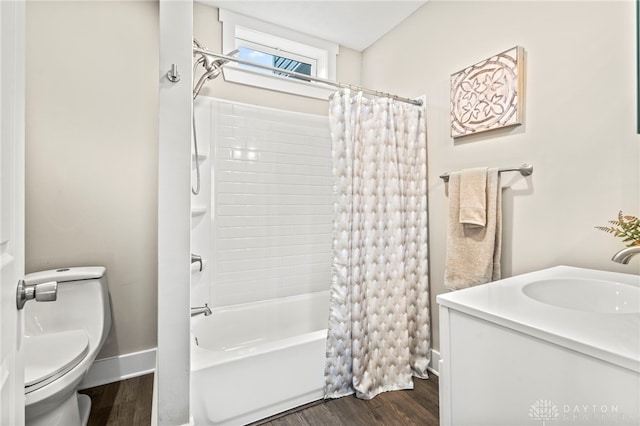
<box><xmin>522</xmin><ymin>278</ymin><xmax>640</xmax><ymax>314</ymax></box>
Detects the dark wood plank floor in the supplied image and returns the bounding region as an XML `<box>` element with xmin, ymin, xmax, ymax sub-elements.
<box><xmin>78</xmin><ymin>373</ymin><xmax>438</xmax><ymax>426</ymax></box>
<box><xmin>256</xmin><ymin>375</ymin><xmax>439</xmax><ymax>426</ymax></box>
<box><xmin>79</xmin><ymin>373</ymin><xmax>154</xmax><ymax>426</ymax></box>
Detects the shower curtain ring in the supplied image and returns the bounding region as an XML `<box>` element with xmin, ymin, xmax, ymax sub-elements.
<box><xmin>167</xmin><ymin>64</ymin><xmax>181</xmax><ymax>83</ymax></box>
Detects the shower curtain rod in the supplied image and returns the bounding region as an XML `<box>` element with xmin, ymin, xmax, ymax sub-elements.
<box><xmin>193</xmin><ymin>47</ymin><xmax>423</xmax><ymax>106</ymax></box>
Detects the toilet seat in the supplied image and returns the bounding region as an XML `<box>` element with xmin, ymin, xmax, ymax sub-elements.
<box><xmin>24</xmin><ymin>330</ymin><xmax>89</xmax><ymax>394</ymax></box>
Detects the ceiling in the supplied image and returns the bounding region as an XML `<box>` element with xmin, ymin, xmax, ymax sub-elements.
<box><xmin>198</xmin><ymin>1</ymin><xmax>427</xmax><ymax>52</ymax></box>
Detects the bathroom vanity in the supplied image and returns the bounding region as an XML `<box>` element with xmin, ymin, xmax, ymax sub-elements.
<box><xmin>437</xmin><ymin>266</ymin><xmax>640</xmax><ymax>426</ymax></box>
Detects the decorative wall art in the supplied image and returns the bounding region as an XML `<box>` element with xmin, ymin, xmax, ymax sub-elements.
<box><xmin>450</xmin><ymin>46</ymin><xmax>525</xmax><ymax>138</ymax></box>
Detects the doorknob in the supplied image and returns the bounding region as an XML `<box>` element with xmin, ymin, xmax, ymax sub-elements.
<box><xmin>16</xmin><ymin>279</ymin><xmax>58</xmax><ymax>310</ymax></box>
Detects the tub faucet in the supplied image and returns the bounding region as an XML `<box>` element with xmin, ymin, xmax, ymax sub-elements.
<box><xmin>191</xmin><ymin>253</ymin><xmax>203</xmax><ymax>271</ymax></box>
<box><xmin>611</xmin><ymin>245</ymin><xmax>640</xmax><ymax>264</ymax></box>
<box><xmin>191</xmin><ymin>303</ymin><xmax>212</xmax><ymax>317</ymax></box>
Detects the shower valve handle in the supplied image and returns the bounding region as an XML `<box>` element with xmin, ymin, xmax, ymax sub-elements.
<box><xmin>191</xmin><ymin>254</ymin><xmax>203</xmax><ymax>272</ymax></box>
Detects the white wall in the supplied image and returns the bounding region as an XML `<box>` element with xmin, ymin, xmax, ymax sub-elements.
<box><xmin>25</xmin><ymin>1</ymin><xmax>159</xmax><ymax>359</ymax></box>
<box><xmin>362</xmin><ymin>0</ymin><xmax>640</xmax><ymax>351</ymax></box>
<box><xmin>157</xmin><ymin>1</ymin><xmax>193</xmax><ymax>423</ymax></box>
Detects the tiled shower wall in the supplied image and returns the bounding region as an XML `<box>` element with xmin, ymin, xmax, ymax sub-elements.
<box><xmin>191</xmin><ymin>97</ymin><xmax>333</xmax><ymax>308</ymax></box>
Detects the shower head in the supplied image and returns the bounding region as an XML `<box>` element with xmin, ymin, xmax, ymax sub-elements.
<box><xmin>204</xmin><ymin>49</ymin><xmax>240</xmax><ymax>72</ymax></box>
<box><xmin>193</xmin><ymin>49</ymin><xmax>240</xmax><ymax>99</ymax></box>
<box><xmin>201</xmin><ymin>53</ymin><xmax>220</xmax><ymax>73</ymax></box>
<box><xmin>193</xmin><ymin>38</ymin><xmax>238</xmax><ymax>72</ymax></box>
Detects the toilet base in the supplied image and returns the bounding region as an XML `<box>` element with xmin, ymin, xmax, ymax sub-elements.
<box><xmin>78</xmin><ymin>393</ymin><xmax>91</xmax><ymax>425</ymax></box>
<box><xmin>26</xmin><ymin>391</ymin><xmax>92</xmax><ymax>426</ymax></box>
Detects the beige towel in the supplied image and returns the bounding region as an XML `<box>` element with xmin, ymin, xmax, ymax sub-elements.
<box><xmin>459</xmin><ymin>167</ymin><xmax>488</xmax><ymax>227</ymax></box>
<box><xmin>445</xmin><ymin>168</ymin><xmax>502</xmax><ymax>290</ymax></box>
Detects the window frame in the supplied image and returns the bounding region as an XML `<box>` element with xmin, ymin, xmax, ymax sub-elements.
<box><xmin>219</xmin><ymin>9</ymin><xmax>339</xmax><ymax>99</ymax></box>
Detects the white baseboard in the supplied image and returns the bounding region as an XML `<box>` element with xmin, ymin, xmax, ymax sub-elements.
<box><xmin>78</xmin><ymin>347</ymin><xmax>156</xmax><ymax>390</ymax></box>
<box><xmin>428</xmin><ymin>348</ymin><xmax>441</xmax><ymax>377</ymax></box>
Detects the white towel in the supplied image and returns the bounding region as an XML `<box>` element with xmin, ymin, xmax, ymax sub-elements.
<box><xmin>459</xmin><ymin>167</ymin><xmax>488</xmax><ymax>227</ymax></box>
<box><xmin>445</xmin><ymin>168</ymin><xmax>502</xmax><ymax>290</ymax></box>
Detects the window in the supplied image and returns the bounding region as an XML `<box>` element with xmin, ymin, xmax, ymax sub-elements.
<box><xmin>236</xmin><ymin>46</ymin><xmax>313</xmax><ymax>82</ymax></box>
<box><xmin>219</xmin><ymin>9</ymin><xmax>339</xmax><ymax>99</ymax></box>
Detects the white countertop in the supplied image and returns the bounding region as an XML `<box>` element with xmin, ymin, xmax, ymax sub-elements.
<box><xmin>436</xmin><ymin>265</ymin><xmax>640</xmax><ymax>373</ymax></box>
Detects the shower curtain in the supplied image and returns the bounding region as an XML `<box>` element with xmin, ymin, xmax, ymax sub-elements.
<box><xmin>324</xmin><ymin>89</ymin><xmax>430</xmax><ymax>400</ymax></box>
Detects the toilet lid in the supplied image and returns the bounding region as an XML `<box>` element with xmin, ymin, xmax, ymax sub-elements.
<box><xmin>24</xmin><ymin>330</ymin><xmax>89</xmax><ymax>393</ymax></box>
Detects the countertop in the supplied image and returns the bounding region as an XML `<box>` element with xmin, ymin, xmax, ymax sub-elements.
<box><xmin>436</xmin><ymin>265</ymin><xmax>640</xmax><ymax>373</ymax></box>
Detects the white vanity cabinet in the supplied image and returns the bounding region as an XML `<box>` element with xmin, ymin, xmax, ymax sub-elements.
<box><xmin>437</xmin><ymin>266</ymin><xmax>640</xmax><ymax>426</ymax></box>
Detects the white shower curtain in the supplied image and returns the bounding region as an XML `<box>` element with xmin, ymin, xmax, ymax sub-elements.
<box><xmin>324</xmin><ymin>89</ymin><xmax>430</xmax><ymax>400</ymax></box>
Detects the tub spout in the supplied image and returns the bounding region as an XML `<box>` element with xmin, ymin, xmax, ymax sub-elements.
<box><xmin>191</xmin><ymin>303</ymin><xmax>212</xmax><ymax>317</ymax></box>
<box><xmin>611</xmin><ymin>246</ymin><xmax>640</xmax><ymax>264</ymax></box>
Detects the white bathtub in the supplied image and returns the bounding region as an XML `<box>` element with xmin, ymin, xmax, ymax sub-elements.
<box><xmin>190</xmin><ymin>291</ymin><xmax>329</xmax><ymax>425</ymax></box>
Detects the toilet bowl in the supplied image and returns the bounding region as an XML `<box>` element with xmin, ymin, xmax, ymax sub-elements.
<box><xmin>23</xmin><ymin>266</ymin><xmax>112</xmax><ymax>426</ymax></box>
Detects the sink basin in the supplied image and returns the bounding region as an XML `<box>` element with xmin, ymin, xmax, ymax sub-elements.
<box><xmin>522</xmin><ymin>278</ymin><xmax>640</xmax><ymax>314</ymax></box>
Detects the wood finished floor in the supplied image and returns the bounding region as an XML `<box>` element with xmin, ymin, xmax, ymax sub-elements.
<box><xmin>79</xmin><ymin>373</ymin><xmax>154</xmax><ymax>426</ymax></box>
<box><xmin>78</xmin><ymin>373</ymin><xmax>439</xmax><ymax>426</ymax></box>
<box><xmin>254</xmin><ymin>375</ymin><xmax>439</xmax><ymax>426</ymax></box>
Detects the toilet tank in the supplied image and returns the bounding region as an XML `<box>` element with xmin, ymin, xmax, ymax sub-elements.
<box><xmin>24</xmin><ymin>267</ymin><xmax>112</xmax><ymax>350</ymax></box>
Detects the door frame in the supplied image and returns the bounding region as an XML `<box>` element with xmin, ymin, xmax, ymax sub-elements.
<box><xmin>0</xmin><ymin>0</ymin><xmax>26</xmax><ymax>424</ymax></box>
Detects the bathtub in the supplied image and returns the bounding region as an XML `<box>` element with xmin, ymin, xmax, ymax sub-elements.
<box><xmin>190</xmin><ymin>291</ymin><xmax>329</xmax><ymax>425</ymax></box>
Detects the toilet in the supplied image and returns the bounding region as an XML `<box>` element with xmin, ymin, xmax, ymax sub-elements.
<box><xmin>23</xmin><ymin>266</ymin><xmax>112</xmax><ymax>426</ymax></box>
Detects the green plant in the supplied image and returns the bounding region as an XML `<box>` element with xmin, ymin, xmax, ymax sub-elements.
<box><xmin>596</xmin><ymin>211</ymin><xmax>640</xmax><ymax>247</ymax></box>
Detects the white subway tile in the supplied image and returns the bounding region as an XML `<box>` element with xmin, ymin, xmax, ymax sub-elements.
<box><xmin>210</xmin><ymin>99</ymin><xmax>333</xmax><ymax>307</ymax></box>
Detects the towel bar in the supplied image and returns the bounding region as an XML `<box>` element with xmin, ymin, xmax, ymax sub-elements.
<box><xmin>439</xmin><ymin>163</ymin><xmax>533</xmax><ymax>183</ymax></box>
